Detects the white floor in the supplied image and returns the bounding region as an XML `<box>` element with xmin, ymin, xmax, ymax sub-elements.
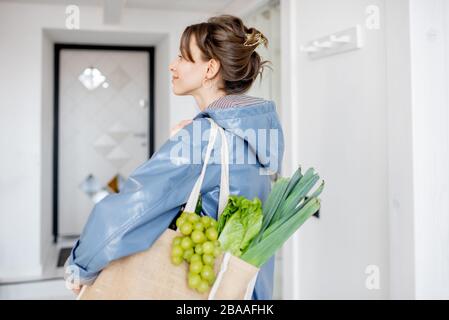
<box><xmin>0</xmin><ymin>279</ymin><xmax>75</xmax><ymax>300</ymax></box>
<box><xmin>0</xmin><ymin>237</ymin><xmax>77</xmax><ymax>300</ymax></box>
<box><xmin>1</xmin><ymin>237</ymin><xmax>283</xmax><ymax>300</ymax></box>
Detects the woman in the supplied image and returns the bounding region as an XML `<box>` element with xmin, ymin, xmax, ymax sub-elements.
<box><xmin>65</xmin><ymin>14</ymin><xmax>284</xmax><ymax>300</ymax></box>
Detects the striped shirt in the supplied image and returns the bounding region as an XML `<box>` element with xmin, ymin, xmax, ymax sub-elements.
<box><xmin>205</xmin><ymin>94</ymin><xmax>266</xmax><ymax>110</ymax></box>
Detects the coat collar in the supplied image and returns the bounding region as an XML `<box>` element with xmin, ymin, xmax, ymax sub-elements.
<box><xmin>204</xmin><ymin>94</ymin><xmax>266</xmax><ymax>111</ymax></box>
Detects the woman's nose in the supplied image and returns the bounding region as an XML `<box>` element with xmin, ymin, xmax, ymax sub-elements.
<box><xmin>168</xmin><ymin>60</ymin><xmax>176</xmax><ymax>72</ymax></box>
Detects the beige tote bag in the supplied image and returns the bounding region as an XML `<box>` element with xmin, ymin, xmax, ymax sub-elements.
<box><xmin>78</xmin><ymin>118</ymin><xmax>259</xmax><ymax>300</ymax></box>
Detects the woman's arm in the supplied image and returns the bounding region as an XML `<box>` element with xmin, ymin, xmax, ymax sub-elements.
<box><xmin>64</xmin><ymin>118</ymin><xmax>211</xmax><ymax>288</ymax></box>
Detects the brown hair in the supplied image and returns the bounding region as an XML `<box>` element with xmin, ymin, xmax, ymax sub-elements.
<box><xmin>179</xmin><ymin>14</ymin><xmax>272</xmax><ymax>94</ymax></box>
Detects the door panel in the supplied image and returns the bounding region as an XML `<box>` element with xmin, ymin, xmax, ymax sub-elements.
<box><xmin>58</xmin><ymin>49</ymin><xmax>150</xmax><ymax>236</ymax></box>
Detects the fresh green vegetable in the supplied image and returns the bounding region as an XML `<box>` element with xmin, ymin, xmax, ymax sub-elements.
<box><xmin>216</xmin><ymin>207</ymin><xmax>244</xmax><ymax>255</ymax></box>
<box><xmin>248</xmin><ymin>167</ymin><xmax>314</xmax><ymax>248</ymax></box>
<box><xmin>241</xmin><ymin>166</ymin><xmax>324</xmax><ymax>267</ymax></box>
<box><xmin>217</xmin><ymin>196</ymin><xmax>263</xmax><ymax>257</ymax></box>
<box><xmin>216</xmin><ymin>166</ymin><xmax>324</xmax><ymax>268</ymax></box>
<box><xmin>195</xmin><ymin>194</ymin><xmax>202</xmax><ymax>215</ymax></box>
<box><xmin>240</xmin><ymin>197</ymin><xmax>321</xmax><ymax>267</ymax></box>
<box><xmin>255</xmin><ymin>178</ymin><xmax>290</xmax><ymax>241</ymax></box>
<box><xmin>217</xmin><ymin>196</ymin><xmax>240</xmax><ymax>234</ymax></box>
<box><xmin>262</xmin><ymin>181</ymin><xmax>325</xmax><ymax>240</ymax></box>
<box><xmin>171</xmin><ymin>165</ymin><xmax>325</xmax><ymax>293</ymax></box>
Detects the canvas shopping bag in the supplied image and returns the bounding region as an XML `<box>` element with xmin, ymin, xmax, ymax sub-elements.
<box><xmin>78</xmin><ymin>118</ymin><xmax>259</xmax><ymax>300</ymax></box>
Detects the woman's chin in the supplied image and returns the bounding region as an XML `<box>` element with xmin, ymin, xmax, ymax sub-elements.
<box><xmin>171</xmin><ymin>86</ymin><xmax>189</xmax><ymax>96</ymax></box>
<box><xmin>171</xmin><ymin>86</ymin><xmax>180</xmax><ymax>95</ymax></box>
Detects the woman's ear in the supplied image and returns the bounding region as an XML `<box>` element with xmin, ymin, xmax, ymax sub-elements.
<box><xmin>206</xmin><ymin>58</ymin><xmax>221</xmax><ymax>79</ymax></box>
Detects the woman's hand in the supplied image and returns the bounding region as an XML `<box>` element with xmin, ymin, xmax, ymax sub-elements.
<box><xmin>170</xmin><ymin>119</ymin><xmax>193</xmax><ymax>137</ymax></box>
<box><xmin>71</xmin><ymin>285</ymin><xmax>83</xmax><ymax>296</ymax></box>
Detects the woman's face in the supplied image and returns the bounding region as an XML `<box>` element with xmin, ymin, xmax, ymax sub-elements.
<box><xmin>168</xmin><ymin>36</ymin><xmax>208</xmax><ymax>96</ymax></box>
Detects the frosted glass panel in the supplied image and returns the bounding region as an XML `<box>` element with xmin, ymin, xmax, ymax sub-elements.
<box><xmin>58</xmin><ymin>49</ymin><xmax>150</xmax><ymax>236</ymax></box>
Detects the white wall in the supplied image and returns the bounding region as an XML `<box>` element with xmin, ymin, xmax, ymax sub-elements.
<box><xmin>40</xmin><ymin>27</ymin><xmax>55</xmax><ymax>274</ymax></box>
<box><xmin>281</xmin><ymin>0</ymin><xmax>390</xmax><ymax>299</ymax></box>
<box><xmin>0</xmin><ymin>2</ymin><xmax>46</xmax><ymax>279</ymax></box>
<box><xmin>409</xmin><ymin>0</ymin><xmax>449</xmax><ymax>299</ymax></box>
<box><xmin>385</xmin><ymin>0</ymin><xmax>449</xmax><ymax>300</ymax></box>
<box><xmin>385</xmin><ymin>0</ymin><xmax>416</xmax><ymax>299</ymax></box>
<box><xmin>280</xmin><ymin>0</ymin><xmax>449</xmax><ymax>300</ymax></box>
<box><xmin>279</xmin><ymin>0</ymin><xmax>298</xmax><ymax>299</ymax></box>
<box><xmin>0</xmin><ymin>1</ymin><xmax>208</xmax><ymax>280</ymax></box>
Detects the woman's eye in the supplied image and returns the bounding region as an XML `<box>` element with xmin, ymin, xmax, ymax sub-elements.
<box><xmin>177</xmin><ymin>54</ymin><xmax>182</xmax><ymax>60</ymax></box>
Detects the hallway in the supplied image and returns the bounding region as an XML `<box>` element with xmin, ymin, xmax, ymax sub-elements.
<box><xmin>1</xmin><ymin>0</ymin><xmax>448</xmax><ymax>300</ymax></box>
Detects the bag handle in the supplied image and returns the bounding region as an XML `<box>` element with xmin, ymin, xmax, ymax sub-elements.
<box><xmin>184</xmin><ymin>118</ymin><xmax>229</xmax><ymax>218</ymax></box>
<box><xmin>216</xmin><ymin>122</ymin><xmax>230</xmax><ymax>216</ymax></box>
<box><xmin>207</xmin><ymin>252</ymin><xmax>258</xmax><ymax>300</ymax></box>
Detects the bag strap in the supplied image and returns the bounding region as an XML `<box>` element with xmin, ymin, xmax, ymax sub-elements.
<box><xmin>184</xmin><ymin>118</ymin><xmax>230</xmax><ymax>218</ymax></box>
<box><xmin>217</xmin><ymin>123</ymin><xmax>229</xmax><ymax>216</ymax></box>
<box><xmin>207</xmin><ymin>252</ymin><xmax>259</xmax><ymax>300</ymax></box>
<box><xmin>208</xmin><ymin>252</ymin><xmax>231</xmax><ymax>300</ymax></box>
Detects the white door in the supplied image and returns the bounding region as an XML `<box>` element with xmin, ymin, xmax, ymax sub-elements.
<box><xmin>58</xmin><ymin>48</ymin><xmax>151</xmax><ymax>237</ymax></box>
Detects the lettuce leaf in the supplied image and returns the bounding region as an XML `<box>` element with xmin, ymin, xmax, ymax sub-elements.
<box><xmin>239</xmin><ymin>198</ymin><xmax>262</xmax><ymax>253</ymax></box>
<box><xmin>217</xmin><ymin>196</ymin><xmax>263</xmax><ymax>257</ymax></box>
<box><xmin>217</xmin><ymin>210</ymin><xmax>245</xmax><ymax>256</ymax></box>
<box><xmin>217</xmin><ymin>196</ymin><xmax>239</xmax><ymax>234</ymax></box>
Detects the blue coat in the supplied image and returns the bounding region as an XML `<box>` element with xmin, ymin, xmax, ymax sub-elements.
<box><xmin>65</xmin><ymin>99</ymin><xmax>285</xmax><ymax>300</ymax></box>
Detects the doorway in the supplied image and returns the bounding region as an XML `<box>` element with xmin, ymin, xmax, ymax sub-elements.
<box><xmin>53</xmin><ymin>44</ymin><xmax>155</xmax><ymax>242</ymax></box>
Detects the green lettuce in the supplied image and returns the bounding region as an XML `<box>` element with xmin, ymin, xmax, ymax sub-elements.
<box><xmin>217</xmin><ymin>196</ymin><xmax>263</xmax><ymax>257</ymax></box>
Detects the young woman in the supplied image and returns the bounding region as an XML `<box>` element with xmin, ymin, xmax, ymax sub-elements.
<box><xmin>66</xmin><ymin>14</ymin><xmax>284</xmax><ymax>300</ymax></box>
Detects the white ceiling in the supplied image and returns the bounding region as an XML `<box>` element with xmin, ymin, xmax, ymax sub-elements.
<box><xmin>2</xmin><ymin>0</ymin><xmax>276</xmax><ymax>25</ymax></box>
<box><xmin>126</xmin><ymin>0</ymin><xmax>235</xmax><ymax>12</ymax></box>
<box><xmin>0</xmin><ymin>0</ymin><xmax>259</xmax><ymax>13</ymax></box>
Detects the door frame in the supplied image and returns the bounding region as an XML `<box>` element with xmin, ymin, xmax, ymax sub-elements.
<box><xmin>52</xmin><ymin>44</ymin><xmax>155</xmax><ymax>242</ymax></box>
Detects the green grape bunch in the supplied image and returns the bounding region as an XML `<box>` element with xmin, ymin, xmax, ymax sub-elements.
<box><xmin>170</xmin><ymin>211</ymin><xmax>222</xmax><ymax>294</ymax></box>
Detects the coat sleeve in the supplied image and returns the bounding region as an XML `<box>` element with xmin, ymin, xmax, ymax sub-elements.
<box><xmin>64</xmin><ymin>118</ymin><xmax>211</xmax><ymax>285</ymax></box>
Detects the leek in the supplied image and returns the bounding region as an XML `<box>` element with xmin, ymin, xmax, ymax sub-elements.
<box><xmin>241</xmin><ymin>166</ymin><xmax>324</xmax><ymax>267</ymax></box>
<box><xmin>240</xmin><ymin>197</ymin><xmax>321</xmax><ymax>267</ymax></box>
<box><xmin>216</xmin><ymin>166</ymin><xmax>324</xmax><ymax>268</ymax></box>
